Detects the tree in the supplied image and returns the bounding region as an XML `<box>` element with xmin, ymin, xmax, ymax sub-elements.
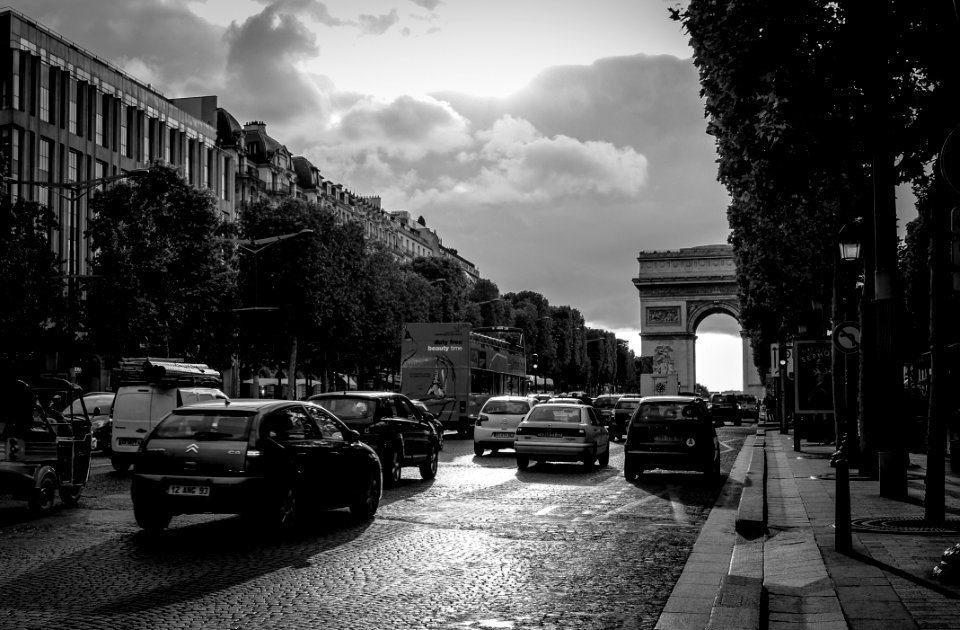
<box><xmin>86</xmin><ymin>164</ymin><xmax>238</xmax><ymax>368</ymax></box>
<box><xmin>238</xmin><ymin>196</ymin><xmax>365</xmax><ymax>398</ymax></box>
<box><xmin>410</xmin><ymin>257</ymin><xmax>470</xmax><ymax>322</ymax></box>
<box><xmin>0</xmin><ymin>195</ymin><xmax>66</xmax><ymax>375</ymax></box>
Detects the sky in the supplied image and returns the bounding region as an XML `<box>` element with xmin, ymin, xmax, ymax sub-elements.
<box><xmin>12</xmin><ymin>0</ymin><xmax>908</xmax><ymax>392</ymax></box>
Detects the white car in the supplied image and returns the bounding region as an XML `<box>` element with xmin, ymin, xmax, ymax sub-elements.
<box><xmin>473</xmin><ymin>395</ymin><xmax>537</xmax><ymax>457</ymax></box>
<box><xmin>514</xmin><ymin>403</ymin><xmax>610</xmax><ymax>470</ymax></box>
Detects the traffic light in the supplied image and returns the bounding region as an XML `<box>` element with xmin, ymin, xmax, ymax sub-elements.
<box><xmin>951</xmin><ymin>206</ymin><xmax>960</xmax><ymax>291</ymax></box>
<box><xmin>531</xmin><ymin>353</ymin><xmax>539</xmax><ymax>370</ymax></box>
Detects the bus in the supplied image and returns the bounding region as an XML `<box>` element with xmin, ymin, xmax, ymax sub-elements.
<box><xmin>400</xmin><ymin>322</ymin><xmax>527</xmax><ymax>436</ymax></box>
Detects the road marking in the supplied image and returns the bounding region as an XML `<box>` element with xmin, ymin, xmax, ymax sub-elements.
<box><xmin>667</xmin><ymin>486</ymin><xmax>690</xmax><ymax>525</ymax></box>
<box><xmin>719</xmin><ymin>439</ymin><xmax>736</xmax><ymax>453</ymax></box>
<box><xmin>535</xmin><ymin>505</ymin><xmax>559</xmax><ymax>516</ymax></box>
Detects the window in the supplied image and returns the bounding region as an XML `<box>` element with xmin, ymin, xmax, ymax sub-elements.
<box><xmin>143</xmin><ymin>118</ymin><xmax>151</xmax><ymax>162</ymax></box>
<box><xmin>154</xmin><ymin>412</ymin><xmax>252</xmax><ymax>440</ymax></box>
<box><xmin>68</xmin><ymin>81</ymin><xmax>77</xmax><ymax>134</ymax></box>
<box><xmin>38</xmin><ymin>138</ymin><xmax>52</xmax><ymax>207</ymax></box>
<box><xmin>120</xmin><ymin>106</ymin><xmax>128</xmax><ymax>157</ymax></box>
<box><xmin>39</xmin><ymin>63</ymin><xmax>51</xmax><ymax>122</ymax></box>
<box><xmin>305</xmin><ymin>406</ymin><xmax>344</xmax><ymax>441</ymax></box>
<box><xmin>95</xmin><ymin>96</ymin><xmax>103</xmax><ymax>146</ymax></box>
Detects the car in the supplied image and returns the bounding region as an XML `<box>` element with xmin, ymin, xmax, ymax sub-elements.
<box><xmin>308</xmin><ymin>391</ymin><xmax>440</xmax><ymax>486</ymax></box>
<box><xmin>410</xmin><ymin>398</ymin><xmax>445</xmax><ymax>450</ymax></box>
<box><xmin>513</xmin><ymin>403</ymin><xmax>610</xmax><ymax>470</ymax></box>
<box><xmin>737</xmin><ymin>394</ymin><xmax>759</xmax><ymax>422</ymax></box>
<box><xmin>708</xmin><ymin>393</ymin><xmax>742</xmax><ymax>426</ymax></box>
<box><xmin>532</xmin><ymin>394</ymin><xmax>552</xmax><ymax>404</ymax></box>
<box><xmin>62</xmin><ymin>391</ymin><xmax>115</xmax><ymax>452</ymax></box>
<box><xmin>623</xmin><ymin>395</ymin><xmax>720</xmax><ymax>481</ymax></box>
<box><xmin>129</xmin><ymin>399</ymin><xmax>383</xmax><ymax>532</ymax></box>
<box><xmin>591</xmin><ymin>394</ymin><xmax>622</xmax><ymax>428</ymax></box>
<box><xmin>473</xmin><ymin>395</ymin><xmax>537</xmax><ymax>456</ymax></box>
<box><xmin>610</xmin><ymin>396</ymin><xmax>643</xmax><ymax>441</ymax></box>
<box><xmin>546</xmin><ymin>397</ymin><xmax>582</xmax><ymax>404</ymax></box>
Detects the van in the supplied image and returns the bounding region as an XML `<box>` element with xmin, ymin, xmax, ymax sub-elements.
<box><xmin>108</xmin><ymin>359</ymin><xmax>226</xmax><ymax>472</ymax></box>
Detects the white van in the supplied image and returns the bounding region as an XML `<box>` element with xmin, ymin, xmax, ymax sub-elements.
<box><xmin>110</xmin><ymin>385</ymin><xmax>226</xmax><ymax>472</ymax></box>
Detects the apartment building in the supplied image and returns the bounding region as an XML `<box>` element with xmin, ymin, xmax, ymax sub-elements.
<box><xmin>0</xmin><ymin>9</ymin><xmax>235</xmax><ymax>280</ymax></box>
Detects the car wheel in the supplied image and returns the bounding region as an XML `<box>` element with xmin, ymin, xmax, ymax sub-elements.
<box><xmin>110</xmin><ymin>456</ymin><xmax>130</xmax><ymax>473</ymax></box>
<box><xmin>624</xmin><ymin>457</ymin><xmax>642</xmax><ymax>481</ymax></box>
<box><xmin>385</xmin><ymin>449</ymin><xmax>403</xmax><ymax>487</ymax></box>
<box><xmin>516</xmin><ymin>455</ymin><xmax>530</xmax><ymax>470</ymax></box>
<box><xmin>473</xmin><ymin>443</ymin><xmax>484</xmax><ymax>457</ymax></box>
<box><xmin>420</xmin><ymin>446</ymin><xmax>439</xmax><ymax>480</ymax></box>
<box><xmin>59</xmin><ymin>485</ymin><xmax>83</xmax><ymax>507</ymax></box>
<box><xmin>134</xmin><ymin>502</ymin><xmax>172</xmax><ymax>531</ymax></box>
<box><xmin>28</xmin><ymin>470</ymin><xmax>58</xmax><ymax>514</ymax></box>
<box><xmin>436</xmin><ymin>431</ymin><xmax>444</xmax><ymax>451</ymax></box>
<box><xmin>583</xmin><ymin>448</ymin><xmax>597</xmax><ymax>469</ymax></box>
<box><xmin>598</xmin><ymin>444</ymin><xmax>610</xmax><ymax>468</ymax></box>
<box><xmin>708</xmin><ymin>449</ymin><xmax>722</xmax><ymax>480</ymax></box>
<box><xmin>350</xmin><ymin>467</ymin><xmax>382</xmax><ymax>520</ymax></box>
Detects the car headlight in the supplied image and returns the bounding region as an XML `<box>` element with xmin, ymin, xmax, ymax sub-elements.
<box><xmin>91</xmin><ymin>418</ymin><xmax>107</xmax><ymax>430</ymax></box>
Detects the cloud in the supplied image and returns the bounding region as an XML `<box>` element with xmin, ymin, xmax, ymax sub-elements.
<box><xmin>409</xmin><ymin>0</ymin><xmax>443</xmax><ymax>10</ymax></box>
<box><xmin>358</xmin><ymin>9</ymin><xmax>400</xmax><ymax>35</ymax></box>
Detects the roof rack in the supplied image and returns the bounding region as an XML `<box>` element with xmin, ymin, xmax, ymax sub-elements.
<box><xmin>113</xmin><ymin>357</ymin><xmax>222</xmax><ymax>388</ymax></box>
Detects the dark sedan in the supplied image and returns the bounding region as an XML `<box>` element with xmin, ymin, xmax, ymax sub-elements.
<box><xmin>130</xmin><ymin>399</ymin><xmax>382</xmax><ymax>532</ymax></box>
<box><xmin>309</xmin><ymin>391</ymin><xmax>440</xmax><ymax>486</ymax></box>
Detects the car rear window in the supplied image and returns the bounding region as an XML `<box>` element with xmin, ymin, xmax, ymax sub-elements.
<box><xmin>616</xmin><ymin>399</ymin><xmax>641</xmax><ymax>410</ymax></box>
<box><xmin>153</xmin><ymin>411</ymin><xmax>252</xmax><ymax>440</ymax></box>
<box><xmin>525</xmin><ymin>406</ymin><xmax>583</xmax><ymax>423</ymax></box>
<box><xmin>635</xmin><ymin>402</ymin><xmax>700</xmax><ymax>422</ymax></box>
<box><xmin>313</xmin><ymin>397</ymin><xmax>375</xmax><ymax>420</ymax></box>
<box><xmin>482</xmin><ymin>400</ymin><xmax>531</xmax><ymax>415</ymax></box>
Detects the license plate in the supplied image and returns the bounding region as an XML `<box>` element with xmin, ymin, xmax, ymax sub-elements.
<box><xmin>493</xmin><ymin>432</ymin><xmax>514</xmax><ymax>438</ymax></box>
<box><xmin>167</xmin><ymin>485</ymin><xmax>210</xmax><ymax>496</ymax></box>
<box><xmin>119</xmin><ymin>438</ymin><xmax>141</xmax><ymax>446</ymax></box>
<box><xmin>653</xmin><ymin>435</ymin><xmax>676</xmax><ymax>442</ymax></box>
<box><xmin>538</xmin><ymin>432</ymin><xmax>562</xmax><ymax>438</ymax></box>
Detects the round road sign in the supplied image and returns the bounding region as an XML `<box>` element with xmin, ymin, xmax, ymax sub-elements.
<box><xmin>832</xmin><ymin>321</ymin><xmax>861</xmax><ymax>354</ymax></box>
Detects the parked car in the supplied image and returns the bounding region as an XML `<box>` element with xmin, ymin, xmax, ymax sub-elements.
<box><xmin>308</xmin><ymin>391</ymin><xmax>440</xmax><ymax>486</ymax></box>
<box><xmin>514</xmin><ymin>403</ymin><xmax>610</xmax><ymax>470</ymax></box>
<box><xmin>130</xmin><ymin>399</ymin><xmax>382</xmax><ymax>532</ymax></box>
<box><xmin>610</xmin><ymin>396</ymin><xmax>643</xmax><ymax>441</ymax></box>
<box><xmin>591</xmin><ymin>394</ymin><xmax>622</xmax><ymax>428</ymax></box>
<box><xmin>473</xmin><ymin>395</ymin><xmax>537</xmax><ymax>456</ymax></box>
<box><xmin>62</xmin><ymin>391</ymin><xmax>115</xmax><ymax>452</ymax></box>
<box><xmin>708</xmin><ymin>393</ymin><xmax>741</xmax><ymax>426</ymax></box>
<box><xmin>623</xmin><ymin>395</ymin><xmax>719</xmax><ymax>481</ymax></box>
<box><xmin>410</xmin><ymin>398</ymin><xmax>445</xmax><ymax>450</ymax></box>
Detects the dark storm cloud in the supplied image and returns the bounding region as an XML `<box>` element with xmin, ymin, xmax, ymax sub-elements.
<box><xmin>222</xmin><ymin>6</ymin><xmax>327</xmax><ymax>125</ymax></box>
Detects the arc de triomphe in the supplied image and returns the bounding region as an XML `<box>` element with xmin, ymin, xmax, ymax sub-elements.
<box><xmin>632</xmin><ymin>244</ymin><xmax>763</xmax><ymax>396</ymax></box>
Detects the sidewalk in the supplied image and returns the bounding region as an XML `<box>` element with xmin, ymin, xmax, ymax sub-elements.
<box><xmin>655</xmin><ymin>427</ymin><xmax>960</xmax><ymax>630</ymax></box>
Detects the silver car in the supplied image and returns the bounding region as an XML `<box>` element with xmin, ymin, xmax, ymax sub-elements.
<box><xmin>514</xmin><ymin>403</ymin><xmax>610</xmax><ymax>470</ymax></box>
<box><xmin>473</xmin><ymin>395</ymin><xmax>536</xmax><ymax>456</ymax></box>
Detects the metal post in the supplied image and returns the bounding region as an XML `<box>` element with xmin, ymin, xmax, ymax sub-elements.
<box><xmin>835</xmin><ymin>460</ymin><xmax>852</xmax><ymax>551</ymax></box>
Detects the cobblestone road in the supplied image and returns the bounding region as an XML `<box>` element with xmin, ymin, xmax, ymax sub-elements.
<box><xmin>0</xmin><ymin>427</ymin><xmax>751</xmax><ymax>630</ymax></box>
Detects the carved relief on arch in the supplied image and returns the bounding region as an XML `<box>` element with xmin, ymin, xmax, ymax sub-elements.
<box><xmin>686</xmin><ymin>299</ymin><xmax>741</xmax><ymax>334</ymax></box>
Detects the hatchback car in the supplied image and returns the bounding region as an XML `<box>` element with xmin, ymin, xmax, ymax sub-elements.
<box><xmin>708</xmin><ymin>393</ymin><xmax>741</xmax><ymax>426</ymax></box>
<box><xmin>514</xmin><ymin>403</ymin><xmax>610</xmax><ymax>470</ymax></box>
<box><xmin>592</xmin><ymin>394</ymin><xmax>622</xmax><ymax>428</ymax></box>
<box><xmin>309</xmin><ymin>391</ymin><xmax>440</xmax><ymax>486</ymax></box>
<box><xmin>473</xmin><ymin>395</ymin><xmax>537</xmax><ymax>456</ymax></box>
<box><xmin>610</xmin><ymin>396</ymin><xmax>643</xmax><ymax>441</ymax></box>
<box><xmin>130</xmin><ymin>399</ymin><xmax>382</xmax><ymax>532</ymax></box>
<box><xmin>623</xmin><ymin>396</ymin><xmax>720</xmax><ymax>481</ymax></box>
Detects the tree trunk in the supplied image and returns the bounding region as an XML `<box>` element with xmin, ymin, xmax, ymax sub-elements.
<box><xmin>287</xmin><ymin>335</ymin><xmax>298</xmax><ymax>400</ymax></box>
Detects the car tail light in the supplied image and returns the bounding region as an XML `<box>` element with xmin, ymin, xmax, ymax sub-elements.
<box><xmin>6</xmin><ymin>438</ymin><xmax>21</xmax><ymax>461</ymax></box>
<box><xmin>476</xmin><ymin>414</ymin><xmax>489</xmax><ymax>427</ymax></box>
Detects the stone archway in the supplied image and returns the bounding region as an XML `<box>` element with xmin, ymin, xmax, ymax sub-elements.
<box><xmin>632</xmin><ymin>244</ymin><xmax>763</xmax><ymax>396</ymax></box>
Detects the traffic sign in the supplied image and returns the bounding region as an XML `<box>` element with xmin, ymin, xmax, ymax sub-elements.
<box><xmin>832</xmin><ymin>321</ymin><xmax>861</xmax><ymax>354</ymax></box>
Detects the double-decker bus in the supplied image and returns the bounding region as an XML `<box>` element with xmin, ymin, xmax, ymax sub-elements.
<box><xmin>400</xmin><ymin>322</ymin><xmax>527</xmax><ymax>436</ymax></box>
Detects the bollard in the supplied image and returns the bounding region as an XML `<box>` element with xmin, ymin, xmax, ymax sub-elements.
<box><xmin>835</xmin><ymin>462</ymin><xmax>851</xmax><ymax>552</ymax></box>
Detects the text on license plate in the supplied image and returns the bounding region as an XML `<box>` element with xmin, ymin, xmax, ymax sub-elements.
<box><xmin>653</xmin><ymin>435</ymin><xmax>676</xmax><ymax>442</ymax></box>
<box><xmin>538</xmin><ymin>432</ymin><xmax>562</xmax><ymax>438</ymax></box>
<box><xmin>493</xmin><ymin>432</ymin><xmax>514</xmax><ymax>438</ymax></box>
<box><xmin>118</xmin><ymin>438</ymin><xmax>141</xmax><ymax>446</ymax></box>
<box><xmin>167</xmin><ymin>485</ymin><xmax>210</xmax><ymax>496</ymax></box>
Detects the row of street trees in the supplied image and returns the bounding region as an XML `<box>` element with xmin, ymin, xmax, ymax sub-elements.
<box><xmin>2</xmin><ymin>163</ymin><xmax>640</xmax><ymax>396</ymax></box>
<box><xmin>671</xmin><ymin>2</ymin><xmax>960</xmax><ymax>512</ymax></box>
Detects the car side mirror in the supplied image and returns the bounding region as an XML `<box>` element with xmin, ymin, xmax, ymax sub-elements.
<box><xmin>345</xmin><ymin>428</ymin><xmax>362</xmax><ymax>443</ymax></box>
